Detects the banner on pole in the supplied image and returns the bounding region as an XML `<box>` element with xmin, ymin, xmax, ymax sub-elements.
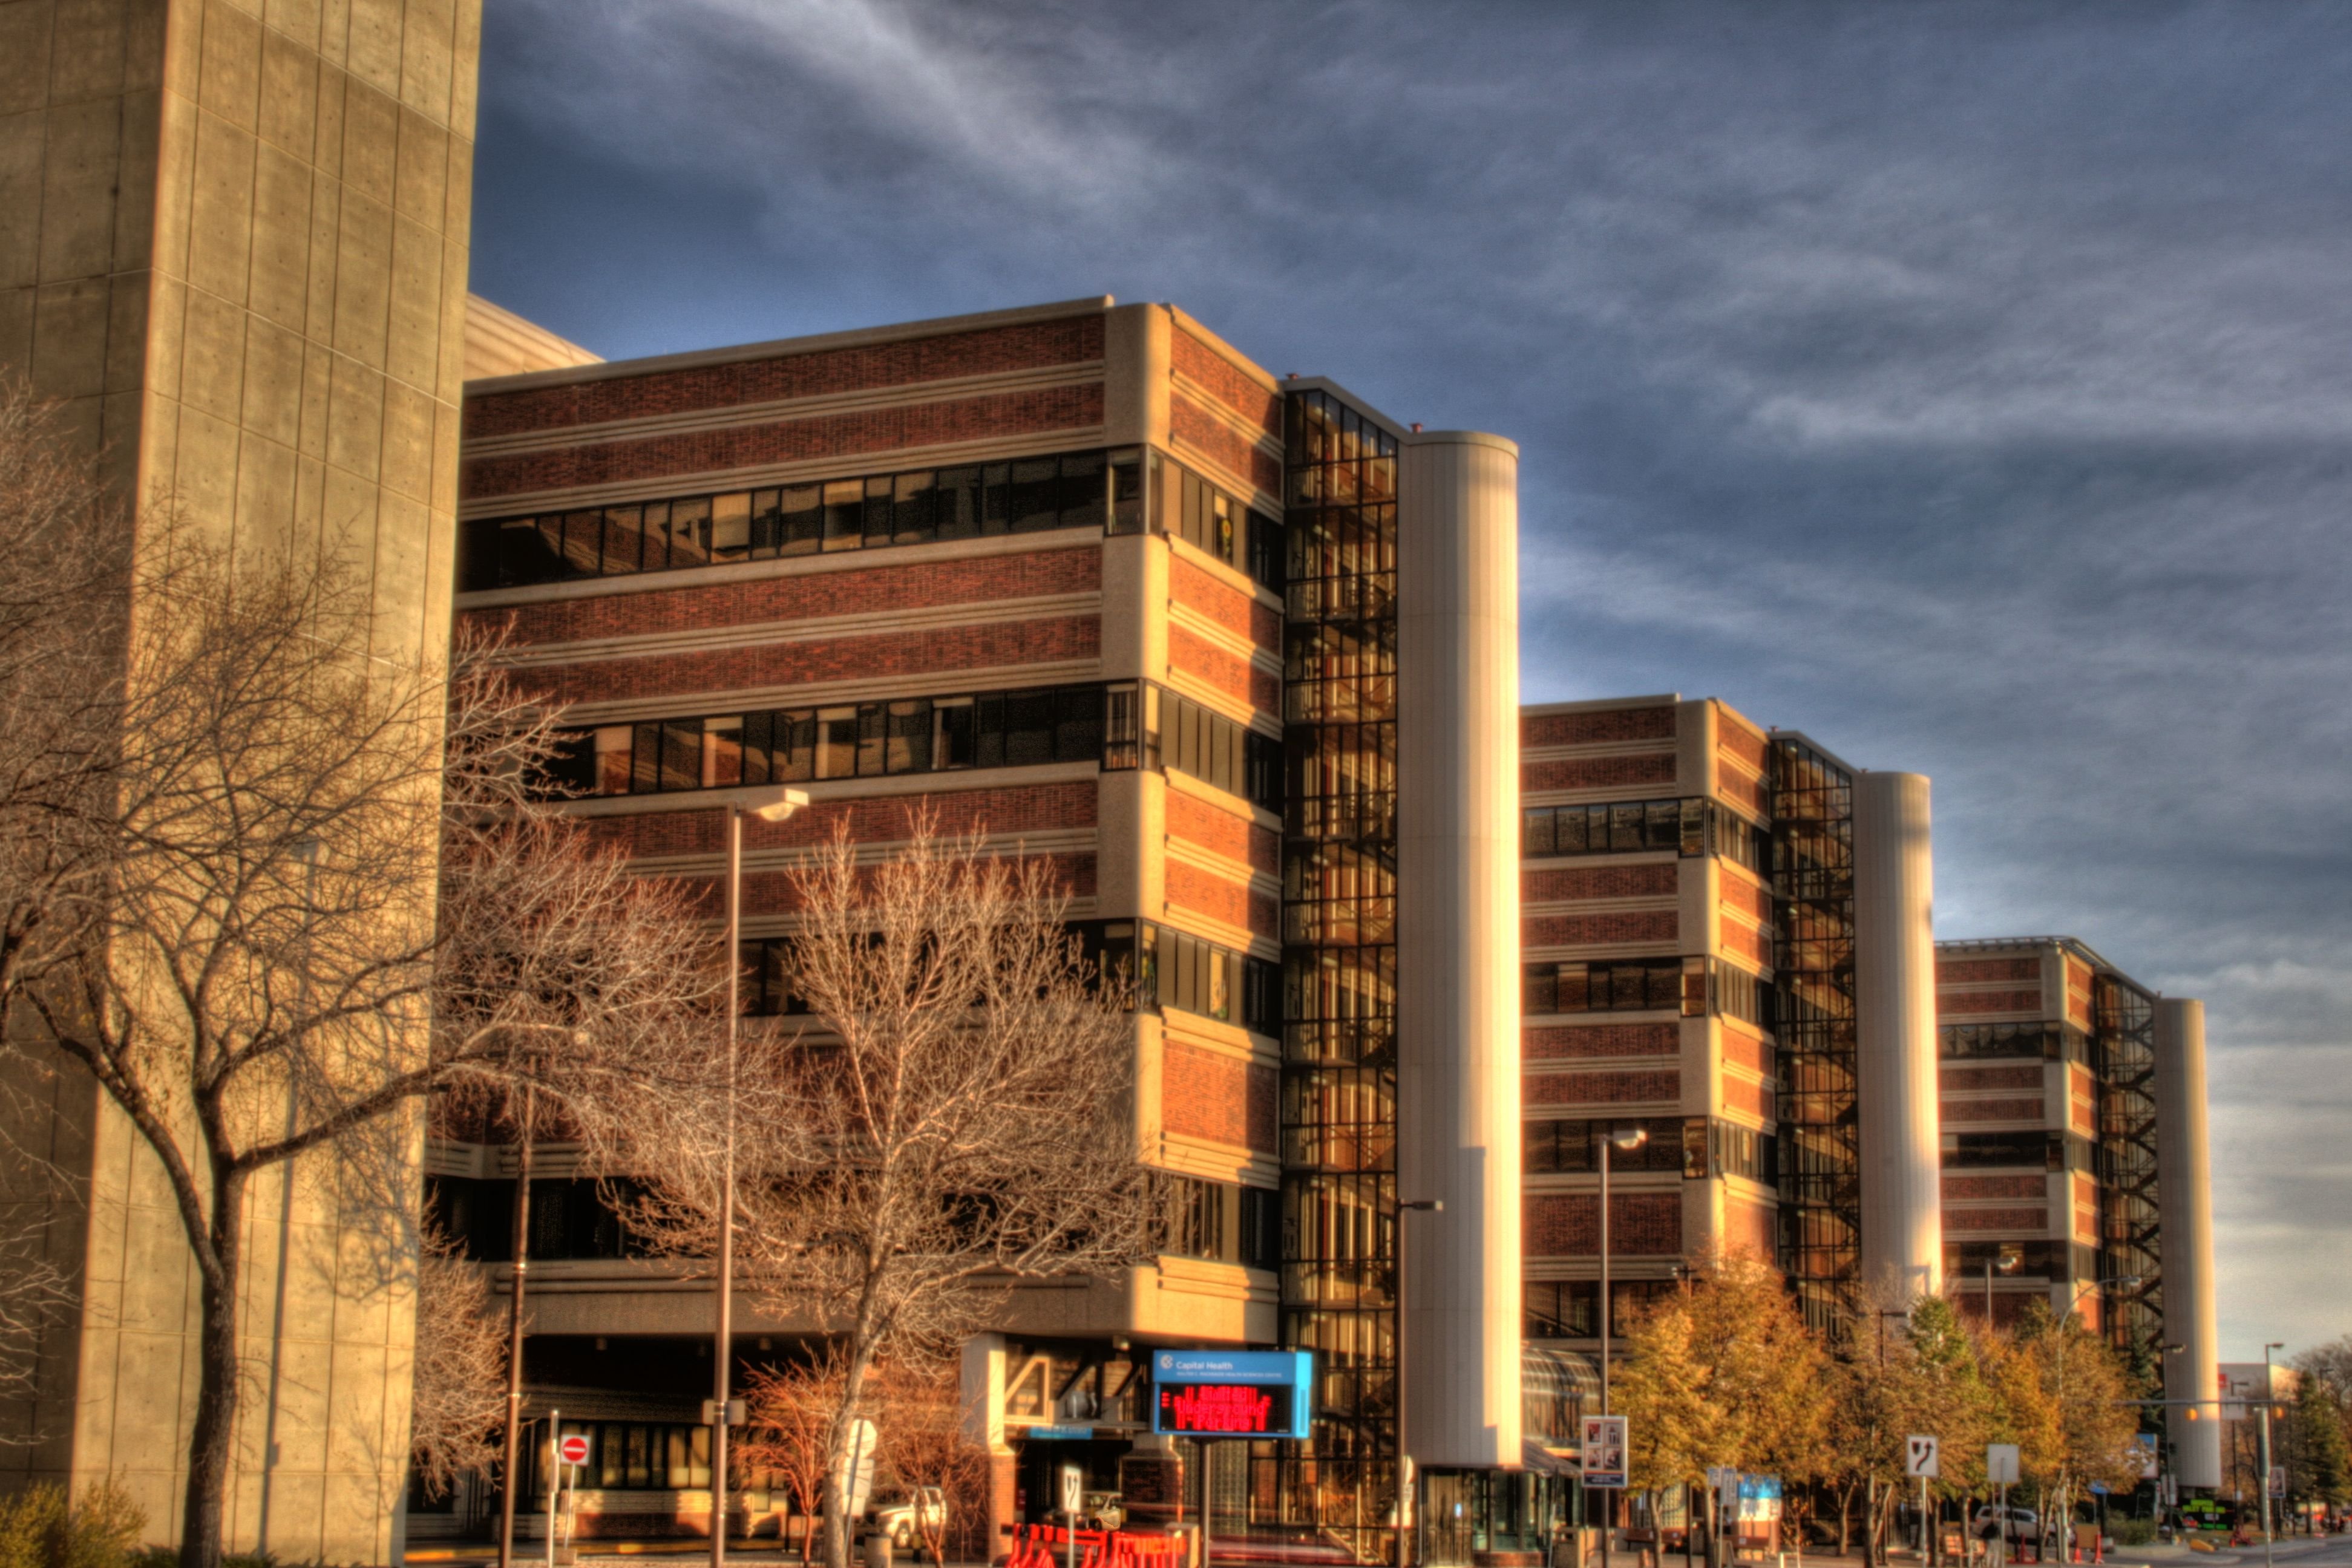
<box><xmin>1581</xmin><ymin>1416</ymin><xmax>1628</xmax><ymax>1489</ymax></box>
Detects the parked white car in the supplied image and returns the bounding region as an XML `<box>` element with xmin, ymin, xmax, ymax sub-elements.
<box><xmin>872</xmin><ymin>1488</ymin><xmax>949</xmax><ymax>1550</ymax></box>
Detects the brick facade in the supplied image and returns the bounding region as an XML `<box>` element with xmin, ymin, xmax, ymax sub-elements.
<box><xmin>1941</xmin><ymin>1097</ymin><xmax>2047</xmax><ymax>1123</ymax></box>
<box><xmin>1164</xmin><ymin>791</ymin><xmax>1279</xmax><ymax>874</ymax></box>
<box><xmin>1938</xmin><ymin>956</ymin><xmax>2039</xmax><ymax>984</ymax></box>
<box><xmin>1522</xmin><ymin>753</ymin><xmax>1677</xmax><ymax>793</ymax></box>
<box><xmin>1171</xmin><ymin>330</ymin><xmax>1283</xmax><ymax>441</ymax></box>
<box><xmin>1168</xmin><ymin>393</ymin><xmax>1282</xmax><ymax>497</ymax></box>
<box><xmin>1944</xmin><ymin>1207</ymin><xmax>2048</xmax><ymax>1232</ymax></box>
<box><xmin>462</xmin><ymin>383</ymin><xmax>1109</xmax><ymax>500</ymax></box>
<box><xmin>1525</xmin><ymin>1069</ymin><xmax>1680</xmax><ymax>1105</ymax></box>
<box><xmin>465</xmin><ymin>549</ymin><xmax>1101</xmax><ymax>644</ymax></box>
<box><xmin>1524</xmin><ymin>910</ymin><xmax>1677</xmax><ymax>948</ymax></box>
<box><xmin>1524</xmin><ymin>1192</ymin><xmax>1683</xmax><ymax>1257</ymax></box>
<box><xmin>1941</xmin><ymin>1174</ymin><xmax>2046</xmax><ymax>1201</ymax></box>
<box><xmin>1522</xmin><ymin>863</ymin><xmax>1678</xmax><ymax>902</ymax></box>
<box><xmin>1524</xmin><ymin>1023</ymin><xmax>1679</xmax><ymax>1060</ymax></box>
<box><xmin>464</xmin><ymin>316</ymin><xmax>1107</xmax><ymax>440</ymax></box>
<box><xmin>1168</xmin><ymin>623</ymin><xmax>1277</xmax><ymax>711</ymax></box>
<box><xmin>1162</xmin><ymin>1040</ymin><xmax>1278</xmax><ymax>1154</ymax></box>
<box><xmin>1939</xmin><ymin>1064</ymin><xmax>2043</xmax><ymax>1091</ymax></box>
<box><xmin>519</xmin><ymin>615</ymin><xmax>1101</xmax><ymax>707</ymax></box>
<box><xmin>1165</xmin><ymin>861</ymin><xmax>1278</xmax><ymax>941</ymax></box>
<box><xmin>1521</xmin><ymin>707</ymin><xmax>1676</xmax><ymax>748</ymax></box>
<box><xmin>1940</xmin><ymin>988</ymin><xmax>2044</xmax><ymax>1016</ymax></box>
<box><xmin>1170</xmin><ymin>558</ymin><xmax>1280</xmax><ymax>653</ymax></box>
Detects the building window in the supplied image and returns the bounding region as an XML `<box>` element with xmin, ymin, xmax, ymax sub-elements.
<box><xmin>1160</xmin><ymin>1176</ymin><xmax>1228</xmax><ymax>1261</ymax></box>
<box><xmin>1940</xmin><ymin>1022</ymin><xmax>2083</xmax><ymax>1062</ymax></box>
<box><xmin>460</xmin><ymin>447</ymin><xmax>1140</xmax><ymax>591</ymax></box>
<box><xmin>1522</xmin><ymin>959</ymin><xmax>1685</xmax><ymax>1016</ymax></box>
<box><xmin>1521</xmin><ymin>797</ymin><xmax>1767</xmax><ymax>871</ymax></box>
<box><xmin>1524</xmin><ymin>1280</ymin><xmax>1674</xmax><ymax>1339</ymax></box>
<box><xmin>545</xmin><ymin>682</ymin><xmax>1117</xmax><ymax>799</ymax></box>
<box><xmin>1070</xmin><ymin>921</ymin><xmax>1279</xmax><ymax>1036</ymax></box>
<box><xmin>1150</xmin><ymin>684</ymin><xmax>1283</xmax><ymax>811</ymax></box>
<box><xmin>1523</xmin><ymin>1117</ymin><xmax>1687</xmax><ymax>1174</ymax></box>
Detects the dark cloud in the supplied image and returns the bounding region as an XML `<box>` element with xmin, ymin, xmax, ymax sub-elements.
<box><xmin>471</xmin><ymin>0</ymin><xmax>2352</xmax><ymax>1351</ymax></box>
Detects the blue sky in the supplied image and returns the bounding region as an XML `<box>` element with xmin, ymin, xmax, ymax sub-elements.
<box><xmin>468</xmin><ymin>0</ymin><xmax>2352</xmax><ymax>1356</ymax></box>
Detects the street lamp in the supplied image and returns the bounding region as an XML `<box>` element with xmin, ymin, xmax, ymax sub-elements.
<box><xmin>2259</xmin><ymin>1342</ymin><xmax>2284</xmax><ymax>1568</ymax></box>
<box><xmin>1395</xmin><ymin>1197</ymin><xmax>1441</xmax><ymax>1568</ymax></box>
<box><xmin>1597</xmin><ymin>1123</ymin><xmax>1648</xmax><ymax>1568</ymax></box>
<box><xmin>567</xmin><ymin>783</ymin><xmax>807</xmax><ymax>1568</ymax></box>
<box><xmin>712</xmin><ymin>786</ymin><xmax>808</xmax><ymax>1568</ymax></box>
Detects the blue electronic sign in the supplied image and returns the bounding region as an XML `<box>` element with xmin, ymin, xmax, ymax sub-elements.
<box><xmin>1150</xmin><ymin>1350</ymin><xmax>1312</xmax><ymax>1440</ymax></box>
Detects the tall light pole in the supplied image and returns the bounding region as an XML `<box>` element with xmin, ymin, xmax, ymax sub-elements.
<box><xmin>2259</xmin><ymin>1342</ymin><xmax>2284</xmax><ymax>1568</ymax></box>
<box><xmin>1395</xmin><ymin>1197</ymin><xmax>1441</xmax><ymax>1568</ymax></box>
<box><xmin>1597</xmin><ymin>1123</ymin><xmax>1648</xmax><ymax>1568</ymax></box>
<box><xmin>567</xmin><ymin>783</ymin><xmax>806</xmax><ymax>1568</ymax></box>
<box><xmin>713</xmin><ymin>788</ymin><xmax>808</xmax><ymax>1568</ymax></box>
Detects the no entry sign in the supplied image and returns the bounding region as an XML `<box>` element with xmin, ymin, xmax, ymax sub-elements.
<box><xmin>558</xmin><ymin>1433</ymin><xmax>590</xmax><ymax>1467</ymax></box>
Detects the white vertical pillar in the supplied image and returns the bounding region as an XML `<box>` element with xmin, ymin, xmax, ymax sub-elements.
<box><xmin>1396</xmin><ymin>430</ymin><xmax>1522</xmax><ymax>1469</ymax></box>
<box><xmin>2156</xmin><ymin>999</ymin><xmax>2221</xmax><ymax>1491</ymax></box>
<box><xmin>1852</xmin><ymin>771</ymin><xmax>1944</xmax><ymax>1301</ymax></box>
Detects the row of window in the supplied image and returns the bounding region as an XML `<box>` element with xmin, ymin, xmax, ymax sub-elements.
<box><xmin>1945</xmin><ymin>1240</ymin><xmax>2102</xmax><ymax>1282</ymax></box>
<box><xmin>739</xmin><ymin>920</ymin><xmax>1279</xmax><ymax>1030</ymax></box>
<box><xmin>548</xmin><ymin>678</ymin><xmax>1285</xmax><ymax>809</ymax></box>
<box><xmin>1168</xmin><ymin>456</ymin><xmax>1285</xmax><ymax>592</ymax></box>
<box><xmin>1083</xmin><ymin>920</ymin><xmax>1282</xmax><ymax>1035</ymax></box>
<box><xmin>1521</xmin><ymin>956</ymin><xmax>1767</xmax><ymax>1026</ymax></box>
<box><xmin>1939</xmin><ymin>1129</ymin><xmax>2093</xmax><ymax>1172</ymax></box>
<box><xmin>1939</xmin><ymin>1022</ymin><xmax>2087</xmax><ymax>1063</ymax></box>
<box><xmin>1525</xmin><ymin>1116</ymin><xmax>1696</xmax><ymax>1175</ymax></box>
<box><xmin>1524</xmin><ymin>1279</ymin><xmax>1679</xmax><ymax>1341</ymax></box>
<box><xmin>1519</xmin><ymin>797</ymin><xmax>1769</xmax><ymax>872</ymax></box>
<box><xmin>1158</xmin><ymin>1176</ymin><xmax>1280</xmax><ymax>1270</ymax></box>
<box><xmin>1144</xmin><ymin>685</ymin><xmax>1284</xmax><ymax>811</ymax></box>
<box><xmin>460</xmin><ymin>449</ymin><xmax>1144</xmax><ymax>592</ymax></box>
<box><xmin>424</xmin><ymin>1175</ymin><xmax>646</xmax><ymax>1263</ymax></box>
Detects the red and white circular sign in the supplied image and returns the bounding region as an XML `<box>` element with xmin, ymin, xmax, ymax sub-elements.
<box><xmin>559</xmin><ymin>1434</ymin><xmax>591</xmax><ymax>1466</ymax></box>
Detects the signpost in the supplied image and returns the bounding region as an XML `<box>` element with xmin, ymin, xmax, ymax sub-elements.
<box><xmin>1062</xmin><ymin>1466</ymin><xmax>1084</xmax><ymax>1568</ymax></box>
<box><xmin>1987</xmin><ymin>1445</ymin><xmax>2021</xmax><ymax>1568</ymax></box>
<box><xmin>1908</xmin><ymin>1437</ymin><xmax>1939</xmax><ymax>1558</ymax></box>
<box><xmin>1582</xmin><ymin>1416</ymin><xmax>1629</xmax><ymax>1491</ymax></box>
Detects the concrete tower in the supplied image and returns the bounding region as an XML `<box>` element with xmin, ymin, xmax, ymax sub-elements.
<box><xmin>1852</xmin><ymin>772</ymin><xmax>1944</xmax><ymax>1299</ymax></box>
<box><xmin>2156</xmin><ymin>998</ymin><xmax>2221</xmax><ymax>1490</ymax></box>
<box><xmin>1</xmin><ymin>2</ymin><xmax>483</xmax><ymax>1557</ymax></box>
<box><xmin>1396</xmin><ymin>430</ymin><xmax>1522</xmax><ymax>1468</ymax></box>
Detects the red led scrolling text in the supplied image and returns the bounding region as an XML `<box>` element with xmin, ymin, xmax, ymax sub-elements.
<box><xmin>1161</xmin><ymin>1385</ymin><xmax>1273</xmax><ymax>1434</ymax></box>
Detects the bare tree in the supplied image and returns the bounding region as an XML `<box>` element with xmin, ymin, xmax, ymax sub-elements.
<box><xmin>624</xmin><ymin>820</ymin><xmax>1155</xmax><ymax>1568</ymax></box>
<box><xmin>408</xmin><ymin>1230</ymin><xmax>511</xmax><ymax>1500</ymax></box>
<box><xmin>0</xmin><ymin>380</ymin><xmax>722</xmax><ymax>1568</ymax></box>
<box><xmin>868</xmin><ymin>1356</ymin><xmax>991</xmax><ymax>1567</ymax></box>
<box><xmin>740</xmin><ymin>1349</ymin><xmax>847</xmax><ymax>1566</ymax></box>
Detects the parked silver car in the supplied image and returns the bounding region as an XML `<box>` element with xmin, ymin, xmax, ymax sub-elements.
<box><xmin>872</xmin><ymin>1488</ymin><xmax>949</xmax><ymax>1551</ymax></box>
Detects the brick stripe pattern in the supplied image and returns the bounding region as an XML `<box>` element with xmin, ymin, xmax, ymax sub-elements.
<box><xmin>1171</xmin><ymin>330</ymin><xmax>1282</xmax><ymax>441</ymax></box>
<box><xmin>1524</xmin><ymin>753</ymin><xmax>1677</xmax><ymax>793</ymax></box>
<box><xmin>1522</xmin><ymin>707</ymin><xmax>1675</xmax><ymax>748</ymax></box>
<box><xmin>1524</xmin><ymin>1023</ymin><xmax>1678</xmax><ymax>1061</ymax></box>
<box><xmin>1525</xmin><ymin>1192</ymin><xmax>1683</xmax><ymax>1257</ymax></box>
<box><xmin>1525</xmin><ymin>1069</ymin><xmax>1680</xmax><ymax>1106</ymax></box>
<box><xmin>464</xmin><ymin>316</ymin><xmax>1107</xmax><ymax>439</ymax></box>
<box><xmin>1524</xmin><ymin>864</ymin><xmax>1677</xmax><ymax>901</ymax></box>
<box><xmin>1163</xmin><ymin>1040</ymin><xmax>1278</xmax><ymax>1154</ymax></box>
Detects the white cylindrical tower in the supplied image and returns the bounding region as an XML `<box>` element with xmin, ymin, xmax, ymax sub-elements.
<box><xmin>2156</xmin><ymin>998</ymin><xmax>2221</xmax><ymax>1491</ymax></box>
<box><xmin>1852</xmin><ymin>771</ymin><xmax>1944</xmax><ymax>1301</ymax></box>
<box><xmin>1395</xmin><ymin>429</ymin><xmax>1522</xmax><ymax>1469</ymax></box>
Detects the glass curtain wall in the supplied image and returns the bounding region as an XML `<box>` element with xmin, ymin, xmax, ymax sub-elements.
<box><xmin>1769</xmin><ymin>738</ymin><xmax>1861</xmax><ymax>1334</ymax></box>
<box><xmin>2092</xmin><ymin>971</ymin><xmax>2163</xmax><ymax>1348</ymax></box>
<box><xmin>1274</xmin><ymin>388</ymin><xmax>1401</xmax><ymax>1563</ymax></box>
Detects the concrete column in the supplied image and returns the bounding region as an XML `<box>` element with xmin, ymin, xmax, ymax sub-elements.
<box><xmin>2156</xmin><ymin>999</ymin><xmax>2222</xmax><ymax>1491</ymax></box>
<box><xmin>1852</xmin><ymin>772</ymin><xmax>1944</xmax><ymax>1301</ymax></box>
<box><xmin>1395</xmin><ymin>430</ymin><xmax>1522</xmax><ymax>1469</ymax></box>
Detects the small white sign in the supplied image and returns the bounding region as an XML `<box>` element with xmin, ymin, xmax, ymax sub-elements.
<box><xmin>1707</xmin><ymin>1465</ymin><xmax>1737</xmax><ymax>1509</ymax></box>
<box><xmin>2268</xmin><ymin>1466</ymin><xmax>2288</xmax><ymax>1500</ymax></box>
<box><xmin>836</xmin><ymin>1417</ymin><xmax>880</xmax><ymax>1518</ymax></box>
<box><xmin>1987</xmin><ymin>1443</ymin><xmax>2020</xmax><ymax>1486</ymax></box>
<box><xmin>1062</xmin><ymin>1465</ymin><xmax>1084</xmax><ymax>1517</ymax></box>
<box><xmin>1906</xmin><ymin>1436</ymin><xmax>1940</xmax><ymax>1479</ymax></box>
<box><xmin>1582</xmin><ymin>1416</ymin><xmax>1629</xmax><ymax>1490</ymax></box>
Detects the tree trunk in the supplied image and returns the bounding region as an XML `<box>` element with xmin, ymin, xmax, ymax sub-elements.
<box><xmin>181</xmin><ymin>1167</ymin><xmax>246</xmax><ymax>1568</ymax></box>
<box><xmin>824</xmin><ymin>1333</ymin><xmax>880</xmax><ymax>1568</ymax></box>
<box><xmin>1838</xmin><ymin>1486</ymin><xmax>1854</xmax><ymax>1556</ymax></box>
